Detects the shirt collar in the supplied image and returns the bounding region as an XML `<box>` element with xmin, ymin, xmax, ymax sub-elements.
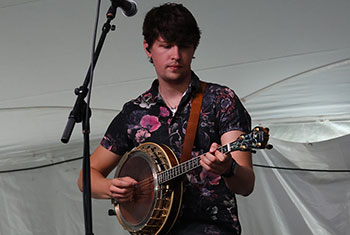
<box><xmin>149</xmin><ymin>71</ymin><xmax>202</xmax><ymax>102</ymax></box>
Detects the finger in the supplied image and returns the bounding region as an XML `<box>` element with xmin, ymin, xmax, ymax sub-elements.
<box><xmin>201</xmin><ymin>153</ymin><xmax>221</xmax><ymax>173</ymax></box>
<box><xmin>112</xmin><ymin>177</ymin><xmax>137</xmax><ymax>188</ymax></box>
<box><xmin>214</xmin><ymin>150</ymin><xmax>228</xmax><ymax>162</ymax></box>
<box><xmin>110</xmin><ymin>185</ymin><xmax>133</xmax><ymax>198</ymax></box>
<box><xmin>209</xmin><ymin>142</ymin><xmax>220</xmax><ymax>154</ymax></box>
<box><xmin>122</xmin><ymin>176</ymin><xmax>138</xmax><ymax>184</ymax></box>
<box><xmin>200</xmin><ymin>159</ymin><xmax>222</xmax><ymax>175</ymax></box>
<box><xmin>109</xmin><ymin>180</ymin><xmax>138</xmax><ymax>200</ymax></box>
<box><xmin>110</xmin><ymin>187</ymin><xmax>135</xmax><ymax>201</ymax></box>
<box><xmin>200</xmin><ymin>160</ymin><xmax>211</xmax><ymax>172</ymax></box>
<box><xmin>203</xmin><ymin>151</ymin><xmax>233</xmax><ymax>173</ymax></box>
<box><xmin>111</xmin><ymin>190</ymin><xmax>134</xmax><ymax>199</ymax></box>
<box><xmin>200</xmin><ymin>156</ymin><xmax>210</xmax><ymax>168</ymax></box>
<box><xmin>200</xmin><ymin>154</ymin><xmax>214</xmax><ymax>170</ymax></box>
<box><xmin>204</xmin><ymin>150</ymin><xmax>226</xmax><ymax>164</ymax></box>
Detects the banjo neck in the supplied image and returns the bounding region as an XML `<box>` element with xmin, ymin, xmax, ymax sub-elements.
<box><xmin>157</xmin><ymin>127</ymin><xmax>271</xmax><ymax>184</ymax></box>
<box><xmin>157</xmin><ymin>141</ymin><xmax>242</xmax><ymax>184</ymax></box>
<box><xmin>157</xmin><ymin>155</ymin><xmax>201</xmax><ymax>184</ymax></box>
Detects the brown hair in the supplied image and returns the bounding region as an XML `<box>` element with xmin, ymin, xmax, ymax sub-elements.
<box><xmin>143</xmin><ymin>3</ymin><xmax>201</xmax><ymax>50</ymax></box>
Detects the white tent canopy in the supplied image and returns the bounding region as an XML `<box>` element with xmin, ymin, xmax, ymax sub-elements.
<box><xmin>0</xmin><ymin>0</ymin><xmax>349</xmax><ymax>234</ymax></box>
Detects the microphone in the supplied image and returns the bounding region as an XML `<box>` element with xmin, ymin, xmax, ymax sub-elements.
<box><xmin>112</xmin><ymin>0</ymin><xmax>137</xmax><ymax>17</ymax></box>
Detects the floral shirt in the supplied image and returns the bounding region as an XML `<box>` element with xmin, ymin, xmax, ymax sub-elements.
<box><xmin>101</xmin><ymin>72</ymin><xmax>251</xmax><ymax>234</ymax></box>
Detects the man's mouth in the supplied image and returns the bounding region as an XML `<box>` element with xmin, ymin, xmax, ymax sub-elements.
<box><xmin>167</xmin><ymin>64</ymin><xmax>182</xmax><ymax>69</ymax></box>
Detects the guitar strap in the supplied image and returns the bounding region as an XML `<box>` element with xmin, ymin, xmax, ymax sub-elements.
<box><xmin>180</xmin><ymin>81</ymin><xmax>207</xmax><ymax>163</ymax></box>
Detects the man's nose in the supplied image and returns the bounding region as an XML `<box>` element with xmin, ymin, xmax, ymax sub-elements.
<box><xmin>170</xmin><ymin>45</ymin><xmax>180</xmax><ymax>60</ymax></box>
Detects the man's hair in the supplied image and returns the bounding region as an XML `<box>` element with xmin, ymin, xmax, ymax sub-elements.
<box><xmin>142</xmin><ymin>3</ymin><xmax>201</xmax><ymax>50</ymax></box>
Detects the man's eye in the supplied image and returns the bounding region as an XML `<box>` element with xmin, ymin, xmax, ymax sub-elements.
<box><xmin>180</xmin><ymin>44</ymin><xmax>191</xmax><ymax>49</ymax></box>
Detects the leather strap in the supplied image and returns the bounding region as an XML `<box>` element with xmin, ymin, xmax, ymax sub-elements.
<box><xmin>180</xmin><ymin>82</ymin><xmax>206</xmax><ymax>163</ymax></box>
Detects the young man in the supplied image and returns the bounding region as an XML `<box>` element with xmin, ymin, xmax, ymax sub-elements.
<box><xmin>78</xmin><ymin>3</ymin><xmax>254</xmax><ymax>234</ymax></box>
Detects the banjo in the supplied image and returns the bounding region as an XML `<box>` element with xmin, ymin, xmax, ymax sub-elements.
<box><xmin>111</xmin><ymin>126</ymin><xmax>272</xmax><ymax>235</ymax></box>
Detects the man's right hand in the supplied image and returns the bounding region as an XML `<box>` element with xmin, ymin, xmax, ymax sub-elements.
<box><xmin>109</xmin><ymin>176</ymin><xmax>138</xmax><ymax>202</ymax></box>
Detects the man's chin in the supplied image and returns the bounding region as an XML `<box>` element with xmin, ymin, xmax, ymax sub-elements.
<box><xmin>164</xmin><ymin>74</ymin><xmax>187</xmax><ymax>84</ymax></box>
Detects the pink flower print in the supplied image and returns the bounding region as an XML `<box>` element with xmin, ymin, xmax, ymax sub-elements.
<box><xmin>186</xmin><ymin>172</ymin><xmax>200</xmax><ymax>184</ymax></box>
<box><xmin>135</xmin><ymin>128</ymin><xmax>151</xmax><ymax>143</ymax></box>
<box><xmin>159</xmin><ymin>106</ymin><xmax>170</xmax><ymax>117</ymax></box>
<box><xmin>140</xmin><ymin>115</ymin><xmax>161</xmax><ymax>132</ymax></box>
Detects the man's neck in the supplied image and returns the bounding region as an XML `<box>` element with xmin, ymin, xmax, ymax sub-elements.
<box><xmin>158</xmin><ymin>74</ymin><xmax>192</xmax><ymax>109</ymax></box>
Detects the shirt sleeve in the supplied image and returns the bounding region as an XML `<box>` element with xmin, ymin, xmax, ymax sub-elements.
<box><xmin>100</xmin><ymin>104</ymin><xmax>134</xmax><ymax>156</ymax></box>
<box><xmin>217</xmin><ymin>87</ymin><xmax>251</xmax><ymax>136</ymax></box>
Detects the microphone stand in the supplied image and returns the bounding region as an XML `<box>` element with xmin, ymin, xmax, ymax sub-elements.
<box><xmin>61</xmin><ymin>4</ymin><xmax>119</xmax><ymax>235</ymax></box>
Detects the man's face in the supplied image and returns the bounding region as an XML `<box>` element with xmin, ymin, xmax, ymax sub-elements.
<box><xmin>144</xmin><ymin>36</ymin><xmax>195</xmax><ymax>84</ymax></box>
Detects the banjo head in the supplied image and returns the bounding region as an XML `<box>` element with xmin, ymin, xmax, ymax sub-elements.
<box><xmin>113</xmin><ymin>142</ymin><xmax>181</xmax><ymax>234</ymax></box>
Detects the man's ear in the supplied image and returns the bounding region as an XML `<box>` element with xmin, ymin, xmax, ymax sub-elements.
<box><xmin>143</xmin><ymin>40</ymin><xmax>151</xmax><ymax>56</ymax></box>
